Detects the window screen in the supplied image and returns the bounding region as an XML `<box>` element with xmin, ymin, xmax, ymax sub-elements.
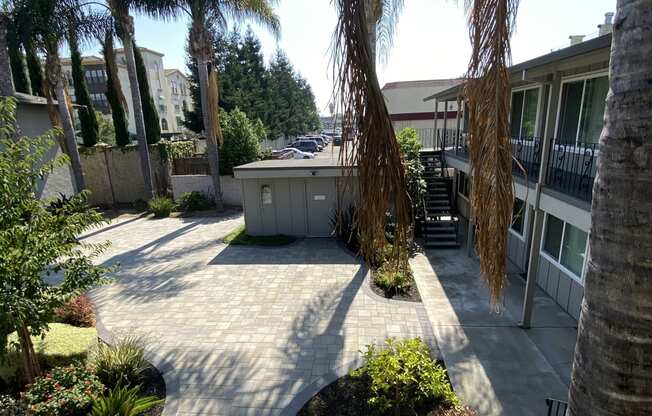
<box><xmin>557</xmin><ymin>80</ymin><xmax>584</xmax><ymax>145</ymax></box>
<box><xmin>579</xmin><ymin>76</ymin><xmax>609</xmax><ymax>144</ymax></box>
<box><xmin>560</xmin><ymin>224</ymin><xmax>588</xmax><ymax>277</ymax></box>
<box><xmin>543</xmin><ymin>214</ymin><xmax>564</xmax><ymax>259</ymax></box>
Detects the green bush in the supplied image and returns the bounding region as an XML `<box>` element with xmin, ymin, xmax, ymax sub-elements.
<box><xmin>91</xmin><ymin>336</ymin><xmax>148</xmax><ymax>389</ymax></box>
<box><xmin>0</xmin><ymin>394</ymin><xmax>26</xmax><ymax>415</ymax></box>
<box><xmin>219</xmin><ymin>108</ymin><xmax>262</xmax><ymax>174</ymax></box>
<box><xmin>54</xmin><ymin>294</ymin><xmax>95</xmax><ymax>327</ymax></box>
<box><xmin>373</xmin><ymin>263</ymin><xmax>412</xmax><ymax>293</ymax></box>
<box><xmin>148</xmin><ymin>197</ymin><xmax>174</xmax><ymax>218</ymax></box>
<box><xmin>396</xmin><ymin>128</ymin><xmax>426</xmax><ymax>219</ymax></box>
<box><xmin>350</xmin><ymin>338</ymin><xmax>457</xmax><ymax>413</ymax></box>
<box><xmin>91</xmin><ymin>385</ymin><xmax>163</xmax><ymax>416</ymax></box>
<box><xmin>177</xmin><ymin>191</ymin><xmax>214</xmax><ymax>212</ymax></box>
<box><xmin>24</xmin><ymin>365</ymin><xmax>104</xmax><ymax>416</ymax></box>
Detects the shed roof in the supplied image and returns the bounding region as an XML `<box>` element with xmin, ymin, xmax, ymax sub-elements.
<box><xmin>234</xmin><ymin>151</ymin><xmax>357</xmax><ymax>179</ymax></box>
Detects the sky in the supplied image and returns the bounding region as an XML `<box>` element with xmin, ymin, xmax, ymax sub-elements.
<box><xmin>78</xmin><ymin>0</ymin><xmax>617</xmax><ymax>116</ymax></box>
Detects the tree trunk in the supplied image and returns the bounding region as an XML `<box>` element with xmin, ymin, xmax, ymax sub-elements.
<box><xmin>117</xmin><ymin>16</ymin><xmax>154</xmax><ymax>199</ymax></box>
<box><xmin>191</xmin><ymin>20</ymin><xmax>223</xmax><ymax>210</ymax></box>
<box><xmin>17</xmin><ymin>322</ymin><xmax>41</xmax><ymax>384</ymax></box>
<box><xmin>567</xmin><ymin>1</ymin><xmax>652</xmax><ymax>415</ymax></box>
<box><xmin>45</xmin><ymin>50</ymin><xmax>85</xmax><ymax>192</ymax></box>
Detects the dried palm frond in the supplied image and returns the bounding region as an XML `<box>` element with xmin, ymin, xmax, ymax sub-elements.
<box><xmin>464</xmin><ymin>0</ymin><xmax>519</xmax><ymax>303</ymax></box>
<box><xmin>207</xmin><ymin>63</ymin><xmax>223</xmax><ymax>146</ymax></box>
<box><xmin>332</xmin><ymin>0</ymin><xmax>412</xmax><ymax>269</ymax></box>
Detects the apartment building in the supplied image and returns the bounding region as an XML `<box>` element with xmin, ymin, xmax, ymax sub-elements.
<box><xmin>381</xmin><ymin>79</ymin><xmax>462</xmax><ymax>146</ymax></box>
<box><xmin>424</xmin><ymin>28</ymin><xmax>613</xmax><ymax>323</ymax></box>
<box><xmin>61</xmin><ymin>47</ymin><xmax>193</xmax><ymax>137</ymax></box>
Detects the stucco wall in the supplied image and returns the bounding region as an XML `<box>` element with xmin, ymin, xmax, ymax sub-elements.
<box><xmin>170</xmin><ymin>174</ymin><xmax>242</xmax><ymax>207</ymax></box>
<box><xmin>15</xmin><ymin>102</ymin><xmax>76</xmax><ymax>199</ymax></box>
<box><xmin>80</xmin><ymin>145</ymin><xmax>168</xmax><ymax>206</ymax></box>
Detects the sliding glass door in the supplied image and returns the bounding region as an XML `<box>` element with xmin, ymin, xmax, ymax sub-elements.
<box><xmin>556</xmin><ymin>74</ymin><xmax>608</xmax><ymax>146</ymax></box>
<box><xmin>510</xmin><ymin>87</ymin><xmax>540</xmax><ymax>140</ymax></box>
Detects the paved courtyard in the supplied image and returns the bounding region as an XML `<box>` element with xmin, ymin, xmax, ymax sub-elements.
<box><xmin>85</xmin><ymin>213</ymin><xmax>430</xmax><ymax>415</ymax></box>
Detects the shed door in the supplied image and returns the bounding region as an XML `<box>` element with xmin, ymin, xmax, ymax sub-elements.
<box><xmin>306</xmin><ymin>178</ymin><xmax>336</xmax><ymax>237</ymax></box>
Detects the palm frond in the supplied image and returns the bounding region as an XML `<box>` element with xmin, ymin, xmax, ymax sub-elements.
<box><xmin>222</xmin><ymin>0</ymin><xmax>280</xmax><ymax>39</ymax></box>
<box><xmin>464</xmin><ymin>0</ymin><xmax>519</xmax><ymax>303</ymax></box>
<box><xmin>332</xmin><ymin>0</ymin><xmax>412</xmax><ymax>268</ymax></box>
<box><xmin>374</xmin><ymin>0</ymin><xmax>403</xmax><ymax>65</ymax></box>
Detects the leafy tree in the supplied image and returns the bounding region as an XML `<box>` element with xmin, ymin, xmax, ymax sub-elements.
<box><xmin>69</xmin><ymin>29</ymin><xmax>99</xmax><ymax>147</ymax></box>
<box><xmin>6</xmin><ymin>15</ymin><xmax>30</xmax><ymax>94</ymax></box>
<box><xmin>396</xmin><ymin>128</ymin><xmax>426</xmax><ymax>218</ymax></box>
<box><xmin>219</xmin><ymin>107</ymin><xmax>262</xmax><ymax>174</ymax></box>
<box><xmin>133</xmin><ymin>42</ymin><xmax>160</xmax><ymax>144</ymax></box>
<box><xmin>0</xmin><ymin>97</ymin><xmax>109</xmax><ymax>383</ymax></box>
<box><xmin>102</xmin><ymin>31</ymin><xmax>130</xmax><ymax>146</ymax></box>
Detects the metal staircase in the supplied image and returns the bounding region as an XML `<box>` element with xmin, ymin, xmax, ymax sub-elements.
<box><xmin>420</xmin><ymin>150</ymin><xmax>459</xmax><ymax>248</ymax></box>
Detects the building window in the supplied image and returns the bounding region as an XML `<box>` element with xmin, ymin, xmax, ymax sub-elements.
<box><xmin>182</xmin><ymin>100</ymin><xmax>188</xmax><ymax>112</ymax></box>
<box><xmin>174</xmin><ymin>104</ymin><xmax>180</xmax><ymax>113</ymax></box>
<box><xmin>457</xmin><ymin>171</ymin><xmax>470</xmax><ymax>198</ymax></box>
<box><xmin>510</xmin><ymin>198</ymin><xmax>525</xmax><ymax>235</ymax></box>
<box><xmin>557</xmin><ymin>74</ymin><xmax>609</xmax><ymax>146</ymax></box>
<box><xmin>159</xmin><ymin>104</ymin><xmax>166</xmax><ymax>113</ymax></box>
<box><xmin>176</xmin><ymin>116</ymin><xmax>183</xmax><ymax>126</ymax></box>
<box><xmin>510</xmin><ymin>88</ymin><xmax>539</xmax><ymax>139</ymax></box>
<box><xmin>161</xmin><ymin>118</ymin><xmax>168</xmax><ymax>131</ymax></box>
<box><xmin>542</xmin><ymin>213</ymin><xmax>588</xmax><ymax>281</ymax></box>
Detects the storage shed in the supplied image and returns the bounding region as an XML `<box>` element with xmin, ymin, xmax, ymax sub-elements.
<box><xmin>233</xmin><ymin>155</ymin><xmax>356</xmax><ymax>237</ymax></box>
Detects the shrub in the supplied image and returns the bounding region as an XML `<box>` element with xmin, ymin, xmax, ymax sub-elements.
<box><xmin>91</xmin><ymin>336</ymin><xmax>148</xmax><ymax>389</ymax></box>
<box><xmin>91</xmin><ymin>385</ymin><xmax>163</xmax><ymax>416</ymax></box>
<box><xmin>350</xmin><ymin>338</ymin><xmax>458</xmax><ymax>413</ymax></box>
<box><xmin>148</xmin><ymin>197</ymin><xmax>174</xmax><ymax>218</ymax></box>
<box><xmin>54</xmin><ymin>294</ymin><xmax>95</xmax><ymax>327</ymax></box>
<box><xmin>219</xmin><ymin>108</ymin><xmax>262</xmax><ymax>174</ymax></box>
<box><xmin>0</xmin><ymin>394</ymin><xmax>26</xmax><ymax>415</ymax></box>
<box><xmin>373</xmin><ymin>263</ymin><xmax>412</xmax><ymax>293</ymax></box>
<box><xmin>396</xmin><ymin>128</ymin><xmax>426</xmax><ymax>219</ymax></box>
<box><xmin>177</xmin><ymin>191</ymin><xmax>213</xmax><ymax>212</ymax></box>
<box><xmin>23</xmin><ymin>365</ymin><xmax>104</xmax><ymax>416</ymax></box>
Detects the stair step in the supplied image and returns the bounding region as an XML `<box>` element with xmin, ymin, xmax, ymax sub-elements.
<box><xmin>424</xmin><ymin>241</ymin><xmax>460</xmax><ymax>248</ymax></box>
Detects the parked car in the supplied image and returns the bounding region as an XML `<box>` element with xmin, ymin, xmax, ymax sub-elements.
<box><xmin>303</xmin><ymin>136</ymin><xmax>326</xmax><ymax>148</ymax></box>
<box><xmin>333</xmin><ymin>135</ymin><xmax>342</xmax><ymax>145</ymax></box>
<box><xmin>290</xmin><ymin>139</ymin><xmax>321</xmax><ymax>153</ymax></box>
<box><xmin>277</xmin><ymin>147</ymin><xmax>315</xmax><ymax>159</ymax></box>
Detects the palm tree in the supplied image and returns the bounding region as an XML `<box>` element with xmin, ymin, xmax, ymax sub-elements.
<box><xmin>13</xmin><ymin>0</ymin><xmax>90</xmax><ymax>192</ymax></box>
<box><xmin>332</xmin><ymin>0</ymin><xmax>411</xmax><ymax>266</ymax></box>
<box><xmin>139</xmin><ymin>0</ymin><xmax>279</xmax><ymax>210</ymax></box>
<box><xmin>567</xmin><ymin>2</ymin><xmax>652</xmax><ymax>414</ymax></box>
<box><xmin>105</xmin><ymin>0</ymin><xmax>154</xmax><ymax>199</ymax></box>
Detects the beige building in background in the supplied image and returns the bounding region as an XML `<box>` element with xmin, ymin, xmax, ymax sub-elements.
<box><xmin>62</xmin><ymin>47</ymin><xmax>193</xmax><ymax>137</ymax></box>
<box><xmin>381</xmin><ymin>78</ymin><xmax>462</xmax><ymax>146</ymax></box>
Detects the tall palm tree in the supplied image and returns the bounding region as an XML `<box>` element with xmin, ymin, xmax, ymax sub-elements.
<box><xmin>567</xmin><ymin>1</ymin><xmax>652</xmax><ymax>414</ymax></box>
<box><xmin>13</xmin><ymin>0</ymin><xmax>90</xmax><ymax>192</ymax></box>
<box><xmin>140</xmin><ymin>0</ymin><xmax>279</xmax><ymax>210</ymax></box>
<box><xmin>105</xmin><ymin>0</ymin><xmax>154</xmax><ymax>199</ymax></box>
<box><xmin>332</xmin><ymin>0</ymin><xmax>411</xmax><ymax>266</ymax></box>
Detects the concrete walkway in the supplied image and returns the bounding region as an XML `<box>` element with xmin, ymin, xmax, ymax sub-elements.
<box><xmin>411</xmin><ymin>249</ymin><xmax>578</xmax><ymax>416</ymax></box>
<box><xmin>85</xmin><ymin>213</ymin><xmax>430</xmax><ymax>415</ymax></box>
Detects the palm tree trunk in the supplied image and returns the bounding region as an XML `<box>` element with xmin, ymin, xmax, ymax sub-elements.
<box><xmin>45</xmin><ymin>50</ymin><xmax>85</xmax><ymax>192</ymax></box>
<box><xmin>17</xmin><ymin>322</ymin><xmax>41</xmax><ymax>383</ymax></box>
<box><xmin>567</xmin><ymin>2</ymin><xmax>652</xmax><ymax>415</ymax></box>
<box><xmin>116</xmin><ymin>15</ymin><xmax>154</xmax><ymax>199</ymax></box>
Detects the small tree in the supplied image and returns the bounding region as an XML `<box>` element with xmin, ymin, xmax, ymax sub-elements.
<box><xmin>133</xmin><ymin>42</ymin><xmax>160</xmax><ymax>144</ymax></box>
<box><xmin>69</xmin><ymin>29</ymin><xmax>99</xmax><ymax>147</ymax></box>
<box><xmin>396</xmin><ymin>128</ymin><xmax>426</xmax><ymax>219</ymax></box>
<box><xmin>0</xmin><ymin>97</ymin><xmax>109</xmax><ymax>383</ymax></box>
<box><xmin>219</xmin><ymin>107</ymin><xmax>261</xmax><ymax>174</ymax></box>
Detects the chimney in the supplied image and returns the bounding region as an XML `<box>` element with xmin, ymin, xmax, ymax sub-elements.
<box><xmin>0</xmin><ymin>13</ymin><xmax>16</xmax><ymax>97</ymax></box>
<box><xmin>598</xmin><ymin>12</ymin><xmax>614</xmax><ymax>36</ymax></box>
<box><xmin>569</xmin><ymin>35</ymin><xmax>585</xmax><ymax>46</ymax></box>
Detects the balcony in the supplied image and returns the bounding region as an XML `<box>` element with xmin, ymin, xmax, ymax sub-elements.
<box><xmin>438</xmin><ymin>130</ymin><xmax>598</xmax><ymax>202</ymax></box>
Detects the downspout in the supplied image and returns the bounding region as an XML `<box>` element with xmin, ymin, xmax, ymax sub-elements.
<box><xmin>520</xmin><ymin>74</ymin><xmax>559</xmax><ymax>328</ymax></box>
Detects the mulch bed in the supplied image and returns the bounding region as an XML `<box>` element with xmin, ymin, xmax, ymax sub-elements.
<box><xmin>139</xmin><ymin>362</ymin><xmax>166</xmax><ymax>416</ymax></box>
<box><xmin>369</xmin><ymin>270</ymin><xmax>422</xmax><ymax>303</ymax></box>
<box><xmin>297</xmin><ymin>373</ymin><xmax>472</xmax><ymax>416</ymax></box>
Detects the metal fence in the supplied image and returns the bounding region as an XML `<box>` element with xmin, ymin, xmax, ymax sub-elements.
<box><xmin>545</xmin><ymin>140</ymin><xmax>598</xmax><ymax>202</ymax></box>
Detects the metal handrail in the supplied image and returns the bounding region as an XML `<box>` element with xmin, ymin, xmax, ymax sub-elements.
<box><xmin>545</xmin><ymin>398</ymin><xmax>569</xmax><ymax>416</ymax></box>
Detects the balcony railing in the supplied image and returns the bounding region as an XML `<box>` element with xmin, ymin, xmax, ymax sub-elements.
<box><xmin>545</xmin><ymin>140</ymin><xmax>598</xmax><ymax>202</ymax></box>
<box><xmin>438</xmin><ymin>131</ymin><xmax>598</xmax><ymax>202</ymax></box>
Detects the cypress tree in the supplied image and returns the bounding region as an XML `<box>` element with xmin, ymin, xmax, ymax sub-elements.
<box><xmin>103</xmin><ymin>34</ymin><xmax>130</xmax><ymax>146</ymax></box>
<box><xmin>133</xmin><ymin>42</ymin><xmax>160</xmax><ymax>144</ymax></box>
<box><xmin>7</xmin><ymin>19</ymin><xmax>30</xmax><ymax>94</ymax></box>
<box><xmin>24</xmin><ymin>40</ymin><xmax>44</xmax><ymax>97</ymax></box>
<box><xmin>69</xmin><ymin>31</ymin><xmax>99</xmax><ymax>147</ymax></box>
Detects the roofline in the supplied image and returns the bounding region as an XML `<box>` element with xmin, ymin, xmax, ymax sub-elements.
<box><xmin>381</xmin><ymin>78</ymin><xmax>463</xmax><ymax>90</ymax></box>
<box><xmin>423</xmin><ymin>33</ymin><xmax>612</xmax><ymax>102</ymax></box>
<box><xmin>114</xmin><ymin>46</ymin><xmax>164</xmax><ymax>57</ymax></box>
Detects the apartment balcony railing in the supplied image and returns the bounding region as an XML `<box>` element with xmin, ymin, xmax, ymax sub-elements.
<box><xmin>545</xmin><ymin>140</ymin><xmax>598</xmax><ymax>202</ymax></box>
<box><xmin>438</xmin><ymin>130</ymin><xmax>598</xmax><ymax>202</ymax></box>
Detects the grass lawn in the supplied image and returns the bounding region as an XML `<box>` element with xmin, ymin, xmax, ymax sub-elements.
<box><xmin>1</xmin><ymin>323</ymin><xmax>97</xmax><ymax>391</ymax></box>
<box><xmin>223</xmin><ymin>225</ymin><xmax>295</xmax><ymax>246</ymax></box>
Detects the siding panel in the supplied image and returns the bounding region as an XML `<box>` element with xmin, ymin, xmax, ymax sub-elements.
<box><xmin>568</xmin><ymin>280</ymin><xmax>584</xmax><ymax>321</ymax></box>
<box><xmin>556</xmin><ymin>273</ymin><xmax>571</xmax><ymax>310</ymax></box>
<box><xmin>289</xmin><ymin>179</ymin><xmax>308</xmax><ymax>236</ymax></box>
<box><xmin>274</xmin><ymin>180</ymin><xmax>292</xmax><ymax>234</ymax></box>
<box><xmin>546</xmin><ymin>265</ymin><xmax>560</xmax><ymax>300</ymax></box>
